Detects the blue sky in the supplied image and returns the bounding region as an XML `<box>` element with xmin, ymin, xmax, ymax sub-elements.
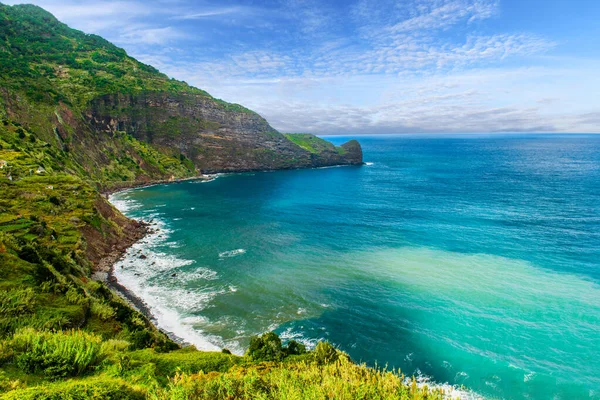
<box><xmin>6</xmin><ymin>0</ymin><xmax>600</xmax><ymax>133</ymax></box>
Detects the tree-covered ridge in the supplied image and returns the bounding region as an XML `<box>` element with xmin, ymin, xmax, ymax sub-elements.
<box><xmin>0</xmin><ymin>3</ymin><xmax>251</xmax><ymax>113</ymax></box>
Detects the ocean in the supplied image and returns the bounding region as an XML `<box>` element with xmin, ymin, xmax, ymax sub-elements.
<box><xmin>111</xmin><ymin>134</ymin><xmax>600</xmax><ymax>399</ymax></box>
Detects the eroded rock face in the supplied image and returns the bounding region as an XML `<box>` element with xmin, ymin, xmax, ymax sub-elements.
<box><xmin>87</xmin><ymin>92</ymin><xmax>362</xmax><ymax>173</ymax></box>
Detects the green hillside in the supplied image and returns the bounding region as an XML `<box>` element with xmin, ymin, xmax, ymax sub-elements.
<box><xmin>284</xmin><ymin>134</ymin><xmax>346</xmax><ymax>154</ymax></box>
<box><xmin>0</xmin><ymin>3</ymin><xmax>444</xmax><ymax>399</ymax></box>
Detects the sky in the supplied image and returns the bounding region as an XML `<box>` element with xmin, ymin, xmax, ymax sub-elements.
<box><xmin>5</xmin><ymin>0</ymin><xmax>600</xmax><ymax>134</ymax></box>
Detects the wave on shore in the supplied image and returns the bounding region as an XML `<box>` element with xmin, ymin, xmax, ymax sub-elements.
<box><xmin>110</xmin><ymin>193</ymin><xmax>225</xmax><ymax>352</ymax></box>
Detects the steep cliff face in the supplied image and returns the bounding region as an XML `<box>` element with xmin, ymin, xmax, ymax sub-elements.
<box><xmin>87</xmin><ymin>92</ymin><xmax>362</xmax><ymax>173</ymax></box>
<box><xmin>0</xmin><ymin>3</ymin><xmax>362</xmax><ymax>179</ymax></box>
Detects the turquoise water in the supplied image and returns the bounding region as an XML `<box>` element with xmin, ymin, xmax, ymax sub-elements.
<box><xmin>112</xmin><ymin>135</ymin><xmax>600</xmax><ymax>399</ymax></box>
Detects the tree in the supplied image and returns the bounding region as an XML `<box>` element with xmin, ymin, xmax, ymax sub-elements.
<box><xmin>246</xmin><ymin>332</ymin><xmax>285</xmax><ymax>362</ymax></box>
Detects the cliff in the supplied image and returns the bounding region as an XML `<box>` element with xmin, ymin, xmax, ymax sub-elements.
<box><xmin>87</xmin><ymin>92</ymin><xmax>362</xmax><ymax>173</ymax></box>
<box><xmin>0</xmin><ymin>3</ymin><xmax>361</xmax><ymax>182</ymax></box>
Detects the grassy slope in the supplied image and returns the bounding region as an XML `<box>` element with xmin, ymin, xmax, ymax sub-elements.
<box><xmin>0</xmin><ymin>3</ymin><xmax>446</xmax><ymax>399</ymax></box>
<box><xmin>285</xmin><ymin>133</ymin><xmax>347</xmax><ymax>155</ymax></box>
<box><xmin>0</xmin><ymin>3</ymin><xmax>246</xmax><ymax>111</ymax></box>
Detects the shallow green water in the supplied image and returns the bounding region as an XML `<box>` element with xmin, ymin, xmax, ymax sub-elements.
<box><xmin>113</xmin><ymin>135</ymin><xmax>600</xmax><ymax>399</ymax></box>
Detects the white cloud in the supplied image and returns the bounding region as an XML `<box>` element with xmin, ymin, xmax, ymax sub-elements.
<box><xmin>165</xmin><ymin>63</ymin><xmax>600</xmax><ymax>134</ymax></box>
<box><xmin>3</xmin><ymin>0</ymin><xmax>156</xmax><ymax>32</ymax></box>
<box><xmin>4</xmin><ymin>0</ymin><xmax>597</xmax><ymax>133</ymax></box>
<box><xmin>117</xmin><ymin>26</ymin><xmax>188</xmax><ymax>45</ymax></box>
<box><xmin>386</xmin><ymin>0</ymin><xmax>498</xmax><ymax>33</ymax></box>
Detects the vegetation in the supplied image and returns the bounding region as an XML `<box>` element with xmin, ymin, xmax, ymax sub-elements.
<box><xmin>0</xmin><ymin>3</ymin><xmax>211</xmax><ymax>109</ymax></box>
<box><xmin>0</xmin><ymin>3</ymin><xmax>441</xmax><ymax>399</ymax></box>
<box><xmin>0</xmin><ymin>330</ymin><xmax>448</xmax><ymax>399</ymax></box>
<box><xmin>284</xmin><ymin>133</ymin><xmax>347</xmax><ymax>155</ymax></box>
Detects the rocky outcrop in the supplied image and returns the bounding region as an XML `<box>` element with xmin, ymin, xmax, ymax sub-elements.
<box><xmin>86</xmin><ymin>92</ymin><xmax>362</xmax><ymax>173</ymax></box>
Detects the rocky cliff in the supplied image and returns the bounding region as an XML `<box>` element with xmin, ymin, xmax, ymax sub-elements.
<box><xmin>87</xmin><ymin>92</ymin><xmax>362</xmax><ymax>173</ymax></box>
<box><xmin>0</xmin><ymin>3</ymin><xmax>362</xmax><ymax>180</ymax></box>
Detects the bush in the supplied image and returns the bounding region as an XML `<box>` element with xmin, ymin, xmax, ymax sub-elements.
<box><xmin>246</xmin><ymin>333</ymin><xmax>310</xmax><ymax>362</ymax></box>
<box><xmin>314</xmin><ymin>341</ymin><xmax>338</xmax><ymax>365</ymax></box>
<box><xmin>246</xmin><ymin>332</ymin><xmax>285</xmax><ymax>362</ymax></box>
<box><xmin>1</xmin><ymin>328</ymin><xmax>105</xmax><ymax>378</ymax></box>
<box><xmin>129</xmin><ymin>329</ymin><xmax>153</xmax><ymax>350</ymax></box>
<box><xmin>0</xmin><ymin>288</ymin><xmax>37</xmax><ymax>316</ymax></box>
<box><xmin>150</xmin><ymin>357</ymin><xmax>446</xmax><ymax>400</ymax></box>
<box><xmin>284</xmin><ymin>340</ymin><xmax>306</xmax><ymax>356</ymax></box>
<box><xmin>90</xmin><ymin>301</ymin><xmax>116</xmax><ymax>321</ymax></box>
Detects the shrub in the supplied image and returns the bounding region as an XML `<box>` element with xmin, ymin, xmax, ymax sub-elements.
<box><xmin>2</xmin><ymin>328</ymin><xmax>105</xmax><ymax>378</ymax></box>
<box><xmin>150</xmin><ymin>357</ymin><xmax>446</xmax><ymax>400</ymax></box>
<box><xmin>246</xmin><ymin>332</ymin><xmax>285</xmax><ymax>362</ymax></box>
<box><xmin>129</xmin><ymin>329</ymin><xmax>153</xmax><ymax>350</ymax></box>
<box><xmin>0</xmin><ymin>288</ymin><xmax>37</xmax><ymax>316</ymax></box>
<box><xmin>314</xmin><ymin>341</ymin><xmax>338</xmax><ymax>365</ymax></box>
<box><xmin>247</xmin><ymin>333</ymin><xmax>310</xmax><ymax>362</ymax></box>
<box><xmin>284</xmin><ymin>340</ymin><xmax>306</xmax><ymax>356</ymax></box>
<box><xmin>90</xmin><ymin>301</ymin><xmax>116</xmax><ymax>321</ymax></box>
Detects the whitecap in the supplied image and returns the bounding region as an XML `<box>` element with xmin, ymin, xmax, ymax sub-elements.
<box><xmin>219</xmin><ymin>249</ymin><xmax>246</xmax><ymax>258</ymax></box>
<box><xmin>279</xmin><ymin>327</ymin><xmax>319</xmax><ymax>349</ymax></box>
<box><xmin>524</xmin><ymin>372</ymin><xmax>536</xmax><ymax>382</ymax></box>
<box><xmin>200</xmin><ymin>174</ymin><xmax>221</xmax><ymax>183</ymax></box>
<box><xmin>405</xmin><ymin>371</ymin><xmax>484</xmax><ymax>400</ymax></box>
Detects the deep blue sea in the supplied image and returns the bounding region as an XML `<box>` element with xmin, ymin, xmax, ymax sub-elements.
<box><xmin>112</xmin><ymin>134</ymin><xmax>600</xmax><ymax>400</ymax></box>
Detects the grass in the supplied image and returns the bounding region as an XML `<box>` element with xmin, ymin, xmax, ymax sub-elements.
<box><xmin>284</xmin><ymin>133</ymin><xmax>346</xmax><ymax>155</ymax></box>
<box><xmin>149</xmin><ymin>357</ymin><xmax>447</xmax><ymax>400</ymax></box>
<box><xmin>0</xmin><ymin>329</ymin><xmax>104</xmax><ymax>378</ymax></box>
<box><xmin>0</xmin><ymin>330</ymin><xmax>451</xmax><ymax>399</ymax></box>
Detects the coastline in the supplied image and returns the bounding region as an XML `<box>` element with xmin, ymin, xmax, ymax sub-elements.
<box><xmin>100</xmin><ymin>174</ymin><xmax>211</xmax><ymax>197</ymax></box>
<box><xmin>94</xmin><ymin>168</ymin><xmax>489</xmax><ymax>399</ymax></box>
<box><xmin>94</xmin><ymin>166</ymin><xmax>355</xmax><ymax>350</ymax></box>
<box><xmin>94</xmin><ymin>176</ymin><xmax>213</xmax><ymax>347</ymax></box>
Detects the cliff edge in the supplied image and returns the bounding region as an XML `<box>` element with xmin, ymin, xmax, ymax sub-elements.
<box><xmin>0</xmin><ymin>3</ymin><xmax>362</xmax><ymax>181</ymax></box>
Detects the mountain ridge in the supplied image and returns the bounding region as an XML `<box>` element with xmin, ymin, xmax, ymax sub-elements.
<box><xmin>0</xmin><ymin>2</ymin><xmax>362</xmax><ymax>182</ymax></box>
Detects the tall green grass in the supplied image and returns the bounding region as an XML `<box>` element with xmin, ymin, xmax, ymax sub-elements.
<box><xmin>0</xmin><ymin>329</ymin><xmax>104</xmax><ymax>378</ymax></box>
<box><xmin>0</xmin><ymin>377</ymin><xmax>146</xmax><ymax>400</ymax></box>
<box><xmin>148</xmin><ymin>356</ymin><xmax>446</xmax><ymax>400</ymax></box>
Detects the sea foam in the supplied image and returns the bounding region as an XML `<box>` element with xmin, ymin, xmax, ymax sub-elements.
<box><xmin>219</xmin><ymin>249</ymin><xmax>246</xmax><ymax>258</ymax></box>
<box><xmin>111</xmin><ymin>193</ymin><xmax>223</xmax><ymax>351</ymax></box>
